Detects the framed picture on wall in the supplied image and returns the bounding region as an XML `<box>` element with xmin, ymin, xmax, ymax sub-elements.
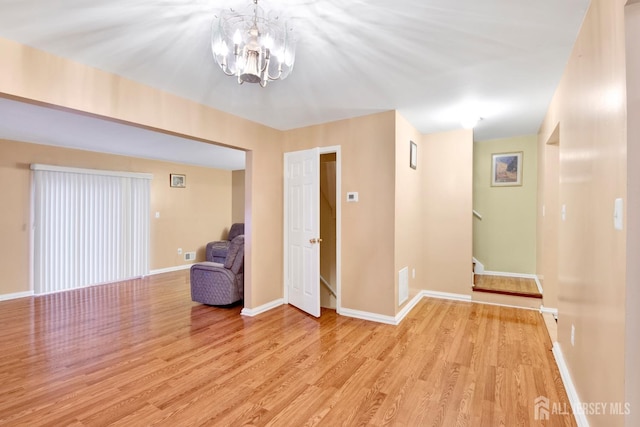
<box><xmin>170</xmin><ymin>173</ymin><xmax>186</xmax><ymax>188</ymax></box>
<box><xmin>410</xmin><ymin>141</ymin><xmax>417</xmax><ymax>169</ymax></box>
<box><xmin>491</xmin><ymin>152</ymin><xmax>522</xmax><ymax>186</ymax></box>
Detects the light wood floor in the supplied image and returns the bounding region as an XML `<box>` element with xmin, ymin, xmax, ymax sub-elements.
<box><xmin>473</xmin><ymin>275</ymin><xmax>542</xmax><ymax>298</ymax></box>
<box><xmin>0</xmin><ymin>271</ymin><xmax>574</xmax><ymax>426</ymax></box>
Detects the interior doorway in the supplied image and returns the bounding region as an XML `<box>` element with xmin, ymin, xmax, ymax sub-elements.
<box><xmin>319</xmin><ymin>152</ymin><xmax>337</xmax><ymax>309</ymax></box>
<box><xmin>283</xmin><ymin>146</ymin><xmax>341</xmax><ymax>317</ymax></box>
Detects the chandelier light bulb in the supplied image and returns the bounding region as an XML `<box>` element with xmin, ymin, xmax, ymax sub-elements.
<box><xmin>232</xmin><ymin>29</ymin><xmax>242</xmax><ymax>45</ymax></box>
<box><xmin>263</xmin><ymin>34</ymin><xmax>273</xmax><ymax>49</ymax></box>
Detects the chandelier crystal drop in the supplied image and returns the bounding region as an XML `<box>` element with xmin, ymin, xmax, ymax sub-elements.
<box><xmin>211</xmin><ymin>0</ymin><xmax>296</xmax><ymax>87</ymax></box>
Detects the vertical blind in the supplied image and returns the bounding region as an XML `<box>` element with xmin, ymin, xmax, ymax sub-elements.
<box><xmin>31</xmin><ymin>164</ymin><xmax>152</xmax><ymax>295</ymax></box>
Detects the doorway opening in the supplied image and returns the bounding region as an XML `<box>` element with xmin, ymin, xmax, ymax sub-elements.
<box><xmin>319</xmin><ymin>152</ymin><xmax>337</xmax><ymax>310</ymax></box>
<box><xmin>283</xmin><ymin>146</ymin><xmax>341</xmax><ymax>318</ymax></box>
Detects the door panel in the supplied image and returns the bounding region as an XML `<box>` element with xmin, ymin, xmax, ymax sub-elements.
<box><xmin>285</xmin><ymin>148</ymin><xmax>320</xmax><ymax>317</ymax></box>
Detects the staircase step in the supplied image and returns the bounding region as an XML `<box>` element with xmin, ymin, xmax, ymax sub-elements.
<box><xmin>472</xmin><ymin>290</ymin><xmax>542</xmax><ymax>309</ymax></box>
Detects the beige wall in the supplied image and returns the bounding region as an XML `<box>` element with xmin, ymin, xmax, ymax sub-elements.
<box><xmin>231</xmin><ymin>170</ymin><xmax>245</xmax><ymax>224</ymax></box>
<box><xmin>625</xmin><ymin>2</ymin><xmax>640</xmax><ymax>425</ymax></box>
<box><xmin>394</xmin><ymin>113</ymin><xmax>424</xmax><ymax>308</ymax></box>
<box><xmin>538</xmin><ymin>126</ymin><xmax>560</xmax><ymax>309</ymax></box>
<box><xmin>0</xmin><ymin>138</ymin><xmax>232</xmax><ymax>296</ymax></box>
<box><xmin>537</xmin><ymin>1</ymin><xmax>629</xmax><ymax>425</ymax></box>
<box><xmin>0</xmin><ymin>36</ymin><xmax>283</xmax><ymax>310</ymax></box>
<box><xmin>473</xmin><ymin>135</ymin><xmax>537</xmax><ymax>274</ymax></box>
<box><xmin>421</xmin><ymin>129</ymin><xmax>474</xmax><ymax>296</ymax></box>
<box><xmin>283</xmin><ymin>112</ymin><xmax>397</xmax><ymax>316</ymax></box>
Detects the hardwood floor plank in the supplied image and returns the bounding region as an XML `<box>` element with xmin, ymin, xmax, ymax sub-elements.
<box><xmin>0</xmin><ymin>271</ymin><xmax>576</xmax><ymax>426</ymax></box>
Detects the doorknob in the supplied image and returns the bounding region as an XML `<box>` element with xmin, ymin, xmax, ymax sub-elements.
<box><xmin>310</xmin><ymin>238</ymin><xmax>317</xmax><ymax>244</ymax></box>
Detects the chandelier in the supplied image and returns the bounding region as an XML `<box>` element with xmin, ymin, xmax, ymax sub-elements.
<box><xmin>211</xmin><ymin>0</ymin><xmax>296</xmax><ymax>87</ymax></box>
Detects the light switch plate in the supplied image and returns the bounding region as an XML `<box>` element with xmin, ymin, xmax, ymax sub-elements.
<box><xmin>614</xmin><ymin>198</ymin><xmax>624</xmax><ymax>230</ymax></box>
<box><xmin>346</xmin><ymin>192</ymin><xmax>358</xmax><ymax>202</ymax></box>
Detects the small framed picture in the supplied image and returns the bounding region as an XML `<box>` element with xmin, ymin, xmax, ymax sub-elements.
<box><xmin>491</xmin><ymin>152</ymin><xmax>522</xmax><ymax>186</ymax></box>
<box><xmin>410</xmin><ymin>141</ymin><xmax>417</xmax><ymax>170</ymax></box>
<box><xmin>170</xmin><ymin>173</ymin><xmax>186</xmax><ymax>188</ymax></box>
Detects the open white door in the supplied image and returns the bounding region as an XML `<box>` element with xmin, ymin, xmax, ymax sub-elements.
<box><xmin>284</xmin><ymin>148</ymin><xmax>320</xmax><ymax>317</ymax></box>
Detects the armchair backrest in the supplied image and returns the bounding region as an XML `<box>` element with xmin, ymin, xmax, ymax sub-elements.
<box><xmin>228</xmin><ymin>223</ymin><xmax>244</xmax><ymax>241</ymax></box>
<box><xmin>224</xmin><ymin>235</ymin><xmax>245</xmax><ymax>274</ymax></box>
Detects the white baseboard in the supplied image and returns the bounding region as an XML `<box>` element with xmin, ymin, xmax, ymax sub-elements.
<box><xmin>342</xmin><ymin>291</ymin><xmax>472</xmax><ymax>326</ymax></box>
<box><xmin>342</xmin><ymin>288</ymin><xmax>541</xmax><ymax>326</ymax></box>
<box><xmin>421</xmin><ymin>290</ymin><xmax>472</xmax><ymax>302</ymax></box>
<box><xmin>340</xmin><ymin>307</ymin><xmax>397</xmax><ymax>325</ymax></box>
<box><xmin>540</xmin><ymin>305</ymin><xmax>558</xmax><ymax>316</ymax></box>
<box><xmin>241</xmin><ymin>298</ymin><xmax>284</xmax><ymax>317</ymax></box>
<box><xmin>534</xmin><ymin>276</ymin><xmax>544</xmax><ymax>295</ymax></box>
<box><xmin>552</xmin><ymin>343</ymin><xmax>588</xmax><ymax>427</ymax></box>
<box><xmin>482</xmin><ymin>270</ymin><xmax>537</xmax><ymax>279</ymax></box>
<box><xmin>394</xmin><ymin>293</ymin><xmax>424</xmax><ymax>324</ymax></box>
<box><xmin>149</xmin><ymin>264</ymin><xmax>192</xmax><ymax>275</ymax></box>
<box><xmin>0</xmin><ymin>291</ymin><xmax>34</xmax><ymax>301</ymax></box>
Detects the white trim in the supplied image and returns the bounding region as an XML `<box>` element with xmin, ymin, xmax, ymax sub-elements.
<box><xmin>534</xmin><ymin>275</ymin><xmax>544</xmax><ymax>294</ymax></box>
<box><xmin>149</xmin><ymin>264</ymin><xmax>192</xmax><ymax>275</ymax></box>
<box><xmin>241</xmin><ymin>298</ymin><xmax>284</xmax><ymax>317</ymax></box>
<box><xmin>472</xmin><ymin>258</ymin><xmax>484</xmax><ymax>274</ymax></box>
<box><xmin>340</xmin><ymin>307</ymin><xmax>397</xmax><ymax>325</ymax></box>
<box><xmin>0</xmin><ymin>291</ymin><xmax>34</xmax><ymax>301</ymax></box>
<box><xmin>395</xmin><ymin>293</ymin><xmax>423</xmax><ymax>324</ymax></box>
<box><xmin>539</xmin><ymin>305</ymin><xmax>559</xmax><ymax>316</ymax></box>
<box><xmin>482</xmin><ymin>270</ymin><xmax>538</xmax><ymax>279</ymax></box>
<box><xmin>31</xmin><ymin>163</ymin><xmax>153</xmax><ymax>180</ymax></box>
<box><xmin>552</xmin><ymin>343</ymin><xmax>588</xmax><ymax>427</ymax></box>
<box><xmin>421</xmin><ymin>290</ymin><xmax>472</xmax><ymax>302</ymax></box>
<box><xmin>336</xmin><ymin>289</ymin><xmax>552</xmax><ymax>326</ymax></box>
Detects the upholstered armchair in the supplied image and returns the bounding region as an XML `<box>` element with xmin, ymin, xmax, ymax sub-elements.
<box><xmin>206</xmin><ymin>223</ymin><xmax>245</xmax><ymax>263</ymax></box>
<box><xmin>191</xmin><ymin>235</ymin><xmax>244</xmax><ymax>306</ymax></box>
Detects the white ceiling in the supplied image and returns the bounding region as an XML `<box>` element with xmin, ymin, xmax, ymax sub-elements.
<box><xmin>0</xmin><ymin>0</ymin><xmax>590</xmax><ymax>168</ymax></box>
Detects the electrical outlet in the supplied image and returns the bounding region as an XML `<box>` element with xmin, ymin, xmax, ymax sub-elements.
<box><xmin>177</xmin><ymin>248</ymin><xmax>182</xmax><ymax>255</ymax></box>
<box><xmin>571</xmin><ymin>324</ymin><xmax>575</xmax><ymax>347</ymax></box>
<box><xmin>412</xmin><ymin>268</ymin><xmax>415</xmax><ymax>279</ymax></box>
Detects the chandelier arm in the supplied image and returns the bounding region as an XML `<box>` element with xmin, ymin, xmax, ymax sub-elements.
<box><xmin>261</xmin><ymin>49</ymin><xmax>283</xmax><ymax>81</ymax></box>
<box><xmin>264</xmin><ymin>63</ymin><xmax>284</xmax><ymax>81</ymax></box>
<box><xmin>220</xmin><ymin>66</ymin><xmax>236</xmax><ymax>77</ymax></box>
